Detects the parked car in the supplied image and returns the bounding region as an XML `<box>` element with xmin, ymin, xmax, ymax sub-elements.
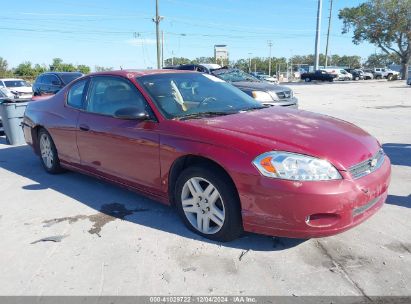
<box><xmin>211</xmin><ymin>68</ymin><xmax>297</xmax><ymax>108</ymax></box>
<box><xmin>407</xmin><ymin>75</ymin><xmax>411</xmax><ymax>85</ymax></box>
<box><xmin>300</xmin><ymin>70</ymin><xmax>337</xmax><ymax>82</ymax></box>
<box><xmin>345</xmin><ymin>69</ymin><xmax>364</xmax><ymax>81</ymax></box>
<box><xmin>163</xmin><ymin>63</ymin><xmax>221</xmax><ymax>74</ymax></box>
<box><xmin>255</xmin><ymin>74</ymin><xmax>279</xmax><ymax>84</ymax></box>
<box><xmin>166</xmin><ymin>65</ymin><xmax>297</xmax><ymax>108</ymax></box>
<box><xmin>22</xmin><ymin>70</ymin><xmax>391</xmax><ymax>241</ymax></box>
<box><xmin>0</xmin><ymin>78</ymin><xmax>33</xmax><ymax>99</ymax></box>
<box><xmin>322</xmin><ymin>68</ymin><xmax>352</xmax><ymax>81</ymax></box>
<box><xmin>360</xmin><ymin>69</ymin><xmax>374</xmax><ymax>80</ymax></box>
<box><xmin>32</xmin><ymin>72</ymin><xmax>83</xmax><ymax>96</ymax></box>
<box><xmin>373</xmin><ymin>68</ymin><xmax>399</xmax><ymax>80</ymax></box>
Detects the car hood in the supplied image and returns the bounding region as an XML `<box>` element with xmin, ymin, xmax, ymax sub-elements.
<box><xmin>230</xmin><ymin>81</ymin><xmax>290</xmax><ymax>93</ymax></box>
<box><xmin>7</xmin><ymin>86</ymin><xmax>33</xmax><ymax>94</ymax></box>
<box><xmin>183</xmin><ymin>107</ymin><xmax>380</xmax><ymax>170</ymax></box>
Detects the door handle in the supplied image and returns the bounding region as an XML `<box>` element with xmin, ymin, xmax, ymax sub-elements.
<box><xmin>79</xmin><ymin>124</ymin><xmax>90</xmax><ymax>131</ymax></box>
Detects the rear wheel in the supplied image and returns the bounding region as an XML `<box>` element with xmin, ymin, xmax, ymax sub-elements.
<box><xmin>304</xmin><ymin>77</ymin><xmax>311</xmax><ymax>82</ymax></box>
<box><xmin>38</xmin><ymin>129</ymin><xmax>64</xmax><ymax>174</ymax></box>
<box><xmin>175</xmin><ymin>166</ymin><xmax>243</xmax><ymax>242</ymax></box>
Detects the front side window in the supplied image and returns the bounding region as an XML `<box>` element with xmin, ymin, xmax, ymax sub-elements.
<box><xmin>86</xmin><ymin>76</ymin><xmax>150</xmax><ymax>117</ymax></box>
<box><xmin>42</xmin><ymin>75</ymin><xmax>54</xmax><ymax>85</ymax></box>
<box><xmin>138</xmin><ymin>73</ymin><xmax>263</xmax><ymax>119</ymax></box>
<box><xmin>67</xmin><ymin>79</ymin><xmax>87</xmax><ymax>109</ymax></box>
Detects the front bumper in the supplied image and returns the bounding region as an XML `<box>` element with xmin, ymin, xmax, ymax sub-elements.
<box><xmin>238</xmin><ymin>155</ymin><xmax>391</xmax><ymax>238</ymax></box>
<box><xmin>264</xmin><ymin>97</ymin><xmax>298</xmax><ymax>109</ymax></box>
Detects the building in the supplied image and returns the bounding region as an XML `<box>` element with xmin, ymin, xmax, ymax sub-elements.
<box><xmin>214</xmin><ymin>45</ymin><xmax>228</xmax><ymax>65</ymax></box>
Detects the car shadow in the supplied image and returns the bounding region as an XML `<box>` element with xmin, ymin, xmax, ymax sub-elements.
<box><xmin>382</xmin><ymin>143</ymin><xmax>411</xmax><ymax>167</ymax></box>
<box><xmin>0</xmin><ymin>144</ymin><xmax>306</xmax><ymax>251</ymax></box>
<box><xmin>386</xmin><ymin>194</ymin><xmax>411</xmax><ymax>209</ymax></box>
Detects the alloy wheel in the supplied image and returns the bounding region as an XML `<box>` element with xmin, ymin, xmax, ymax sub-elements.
<box><xmin>181</xmin><ymin>177</ymin><xmax>225</xmax><ymax>234</ymax></box>
<box><xmin>39</xmin><ymin>133</ymin><xmax>54</xmax><ymax>169</ymax></box>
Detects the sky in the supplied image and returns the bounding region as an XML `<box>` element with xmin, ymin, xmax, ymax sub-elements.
<box><xmin>1</xmin><ymin>0</ymin><xmax>376</xmax><ymax>70</ymax></box>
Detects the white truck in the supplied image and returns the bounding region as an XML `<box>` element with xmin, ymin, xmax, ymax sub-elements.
<box><xmin>373</xmin><ymin>68</ymin><xmax>399</xmax><ymax>80</ymax></box>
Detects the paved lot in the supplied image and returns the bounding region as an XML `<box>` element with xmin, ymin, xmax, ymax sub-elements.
<box><xmin>0</xmin><ymin>80</ymin><xmax>410</xmax><ymax>296</ymax></box>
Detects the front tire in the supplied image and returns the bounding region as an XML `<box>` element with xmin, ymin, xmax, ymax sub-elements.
<box><xmin>304</xmin><ymin>77</ymin><xmax>311</xmax><ymax>82</ymax></box>
<box><xmin>175</xmin><ymin>166</ymin><xmax>243</xmax><ymax>242</ymax></box>
<box><xmin>38</xmin><ymin>129</ymin><xmax>64</xmax><ymax>174</ymax></box>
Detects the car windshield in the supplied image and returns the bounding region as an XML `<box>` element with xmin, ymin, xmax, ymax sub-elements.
<box><xmin>212</xmin><ymin>69</ymin><xmax>259</xmax><ymax>83</ymax></box>
<box><xmin>0</xmin><ymin>87</ymin><xmax>9</xmax><ymax>97</ymax></box>
<box><xmin>60</xmin><ymin>73</ymin><xmax>83</xmax><ymax>85</ymax></box>
<box><xmin>4</xmin><ymin>80</ymin><xmax>29</xmax><ymax>87</ymax></box>
<box><xmin>138</xmin><ymin>73</ymin><xmax>264</xmax><ymax>119</ymax></box>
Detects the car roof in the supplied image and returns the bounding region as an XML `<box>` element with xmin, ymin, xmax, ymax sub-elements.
<box><xmin>0</xmin><ymin>78</ymin><xmax>25</xmax><ymax>81</ymax></box>
<box><xmin>86</xmin><ymin>69</ymin><xmax>197</xmax><ymax>78</ymax></box>
<box><xmin>41</xmin><ymin>72</ymin><xmax>83</xmax><ymax>75</ymax></box>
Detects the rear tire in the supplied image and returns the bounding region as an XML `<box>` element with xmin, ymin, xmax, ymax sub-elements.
<box><xmin>304</xmin><ymin>77</ymin><xmax>311</xmax><ymax>82</ymax></box>
<box><xmin>38</xmin><ymin>129</ymin><xmax>64</xmax><ymax>174</ymax></box>
<box><xmin>175</xmin><ymin>165</ymin><xmax>243</xmax><ymax>242</ymax></box>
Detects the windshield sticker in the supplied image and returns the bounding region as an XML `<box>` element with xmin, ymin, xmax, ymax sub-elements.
<box><xmin>203</xmin><ymin>74</ymin><xmax>225</xmax><ymax>82</ymax></box>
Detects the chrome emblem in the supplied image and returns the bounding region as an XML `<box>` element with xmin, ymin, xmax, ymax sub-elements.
<box><xmin>370</xmin><ymin>158</ymin><xmax>378</xmax><ymax>167</ymax></box>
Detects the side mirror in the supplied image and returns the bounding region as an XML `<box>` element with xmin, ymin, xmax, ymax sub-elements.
<box><xmin>114</xmin><ymin>107</ymin><xmax>150</xmax><ymax>120</ymax></box>
<box><xmin>51</xmin><ymin>80</ymin><xmax>61</xmax><ymax>86</ymax></box>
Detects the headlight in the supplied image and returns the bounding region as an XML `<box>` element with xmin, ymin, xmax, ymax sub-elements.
<box><xmin>252</xmin><ymin>151</ymin><xmax>342</xmax><ymax>181</ymax></box>
<box><xmin>251</xmin><ymin>91</ymin><xmax>273</xmax><ymax>102</ymax></box>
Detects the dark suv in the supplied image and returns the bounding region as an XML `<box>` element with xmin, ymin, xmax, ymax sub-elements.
<box><xmin>33</xmin><ymin>72</ymin><xmax>83</xmax><ymax>96</ymax></box>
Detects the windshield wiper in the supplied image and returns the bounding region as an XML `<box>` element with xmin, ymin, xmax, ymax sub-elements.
<box><xmin>176</xmin><ymin>111</ymin><xmax>238</xmax><ymax>120</ymax></box>
<box><xmin>240</xmin><ymin>105</ymin><xmax>268</xmax><ymax>112</ymax></box>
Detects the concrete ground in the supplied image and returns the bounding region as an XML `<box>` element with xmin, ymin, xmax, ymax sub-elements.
<box><xmin>0</xmin><ymin>80</ymin><xmax>410</xmax><ymax>296</ymax></box>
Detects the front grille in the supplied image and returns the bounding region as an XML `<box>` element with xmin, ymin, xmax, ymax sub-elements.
<box><xmin>275</xmin><ymin>90</ymin><xmax>292</xmax><ymax>99</ymax></box>
<box><xmin>349</xmin><ymin>149</ymin><xmax>385</xmax><ymax>179</ymax></box>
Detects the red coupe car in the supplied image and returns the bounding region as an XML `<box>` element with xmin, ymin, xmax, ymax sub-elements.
<box><xmin>22</xmin><ymin>70</ymin><xmax>391</xmax><ymax>241</ymax></box>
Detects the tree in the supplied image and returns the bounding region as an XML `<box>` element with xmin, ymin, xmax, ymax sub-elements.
<box><xmin>50</xmin><ymin>58</ymin><xmax>63</xmax><ymax>71</ymax></box>
<box><xmin>14</xmin><ymin>61</ymin><xmax>36</xmax><ymax>77</ymax></box>
<box><xmin>95</xmin><ymin>66</ymin><xmax>113</xmax><ymax>72</ymax></box>
<box><xmin>0</xmin><ymin>57</ymin><xmax>8</xmax><ymax>74</ymax></box>
<box><xmin>77</xmin><ymin>65</ymin><xmax>90</xmax><ymax>74</ymax></box>
<box><xmin>34</xmin><ymin>64</ymin><xmax>47</xmax><ymax>75</ymax></box>
<box><xmin>164</xmin><ymin>57</ymin><xmax>191</xmax><ymax>66</ymax></box>
<box><xmin>365</xmin><ymin>53</ymin><xmax>401</xmax><ymax>67</ymax></box>
<box><xmin>339</xmin><ymin>0</ymin><xmax>411</xmax><ymax>79</ymax></box>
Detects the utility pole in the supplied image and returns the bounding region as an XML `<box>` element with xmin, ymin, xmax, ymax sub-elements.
<box><xmin>324</xmin><ymin>0</ymin><xmax>333</xmax><ymax>67</ymax></box>
<box><xmin>161</xmin><ymin>30</ymin><xmax>164</xmax><ymax>68</ymax></box>
<box><xmin>152</xmin><ymin>0</ymin><xmax>163</xmax><ymax>69</ymax></box>
<box><xmin>314</xmin><ymin>0</ymin><xmax>322</xmax><ymax>70</ymax></box>
<box><xmin>268</xmin><ymin>40</ymin><xmax>273</xmax><ymax>76</ymax></box>
<box><xmin>248</xmin><ymin>53</ymin><xmax>252</xmax><ymax>73</ymax></box>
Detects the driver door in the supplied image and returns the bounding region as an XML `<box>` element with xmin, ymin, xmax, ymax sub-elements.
<box><xmin>76</xmin><ymin>75</ymin><xmax>161</xmax><ymax>193</ymax></box>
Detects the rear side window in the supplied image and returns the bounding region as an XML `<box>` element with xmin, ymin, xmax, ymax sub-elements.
<box><xmin>67</xmin><ymin>79</ymin><xmax>87</xmax><ymax>109</ymax></box>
